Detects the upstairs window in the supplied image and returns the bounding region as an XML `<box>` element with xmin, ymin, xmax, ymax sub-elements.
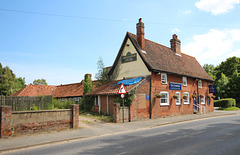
<box><xmin>161</xmin><ymin>73</ymin><xmax>167</xmax><ymax>84</ymax></box>
<box><xmin>182</xmin><ymin>76</ymin><xmax>187</xmax><ymax>86</ymax></box>
<box><xmin>198</xmin><ymin>80</ymin><xmax>202</xmax><ymax>88</ymax></box>
<box><xmin>176</xmin><ymin>92</ymin><xmax>181</xmax><ymax>105</ymax></box>
<box><xmin>160</xmin><ymin>91</ymin><xmax>169</xmax><ymax>106</ymax></box>
<box><xmin>183</xmin><ymin>92</ymin><xmax>189</xmax><ymax>104</ymax></box>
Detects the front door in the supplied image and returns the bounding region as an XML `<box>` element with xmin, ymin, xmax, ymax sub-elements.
<box><xmin>193</xmin><ymin>93</ymin><xmax>197</xmax><ymax>111</ymax></box>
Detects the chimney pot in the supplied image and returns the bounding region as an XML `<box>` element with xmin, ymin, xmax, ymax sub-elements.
<box><xmin>136</xmin><ymin>18</ymin><xmax>145</xmax><ymax>50</ymax></box>
<box><xmin>170</xmin><ymin>34</ymin><xmax>181</xmax><ymax>54</ymax></box>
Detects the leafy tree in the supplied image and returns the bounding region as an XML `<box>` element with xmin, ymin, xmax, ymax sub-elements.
<box><xmin>228</xmin><ymin>70</ymin><xmax>240</xmax><ymax>106</ymax></box>
<box><xmin>95</xmin><ymin>57</ymin><xmax>109</xmax><ymax>86</ymax></box>
<box><xmin>0</xmin><ymin>63</ymin><xmax>26</xmax><ymax>96</ymax></box>
<box><xmin>82</xmin><ymin>74</ymin><xmax>94</xmax><ymax>112</ymax></box>
<box><xmin>215</xmin><ymin>73</ymin><xmax>229</xmax><ymax>98</ymax></box>
<box><xmin>203</xmin><ymin>64</ymin><xmax>215</xmax><ymax>80</ymax></box>
<box><xmin>33</xmin><ymin>79</ymin><xmax>48</xmax><ymax>85</ymax></box>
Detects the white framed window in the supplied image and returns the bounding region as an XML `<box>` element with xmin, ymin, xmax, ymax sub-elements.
<box><xmin>183</xmin><ymin>92</ymin><xmax>189</xmax><ymax>104</ymax></box>
<box><xmin>161</xmin><ymin>73</ymin><xmax>167</xmax><ymax>84</ymax></box>
<box><xmin>160</xmin><ymin>91</ymin><xmax>169</xmax><ymax>106</ymax></box>
<box><xmin>182</xmin><ymin>76</ymin><xmax>187</xmax><ymax>86</ymax></box>
<box><xmin>62</xmin><ymin>98</ymin><xmax>65</xmax><ymax>102</ymax></box>
<box><xmin>201</xmin><ymin>95</ymin><xmax>205</xmax><ymax>104</ymax></box>
<box><xmin>73</xmin><ymin>97</ymin><xmax>80</xmax><ymax>104</ymax></box>
<box><xmin>176</xmin><ymin>92</ymin><xmax>181</xmax><ymax>105</ymax></box>
<box><xmin>198</xmin><ymin>80</ymin><xmax>202</xmax><ymax>88</ymax></box>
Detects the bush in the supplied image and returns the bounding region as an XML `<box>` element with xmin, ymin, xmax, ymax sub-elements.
<box><xmin>214</xmin><ymin>98</ymin><xmax>236</xmax><ymax>108</ymax></box>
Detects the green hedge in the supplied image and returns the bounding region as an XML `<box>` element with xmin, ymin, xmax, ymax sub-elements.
<box><xmin>214</xmin><ymin>98</ymin><xmax>236</xmax><ymax>108</ymax></box>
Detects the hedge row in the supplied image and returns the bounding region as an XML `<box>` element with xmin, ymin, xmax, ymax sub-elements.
<box><xmin>214</xmin><ymin>98</ymin><xmax>236</xmax><ymax>108</ymax></box>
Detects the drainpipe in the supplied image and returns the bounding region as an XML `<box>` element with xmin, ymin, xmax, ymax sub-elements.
<box><xmin>149</xmin><ymin>77</ymin><xmax>152</xmax><ymax>119</ymax></box>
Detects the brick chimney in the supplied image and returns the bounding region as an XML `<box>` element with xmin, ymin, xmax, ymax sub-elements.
<box><xmin>136</xmin><ymin>18</ymin><xmax>145</xmax><ymax>50</ymax></box>
<box><xmin>170</xmin><ymin>34</ymin><xmax>181</xmax><ymax>54</ymax></box>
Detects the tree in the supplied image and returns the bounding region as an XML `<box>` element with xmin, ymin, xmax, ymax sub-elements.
<box><xmin>95</xmin><ymin>57</ymin><xmax>109</xmax><ymax>86</ymax></box>
<box><xmin>228</xmin><ymin>70</ymin><xmax>240</xmax><ymax>106</ymax></box>
<box><xmin>215</xmin><ymin>73</ymin><xmax>229</xmax><ymax>98</ymax></box>
<box><xmin>203</xmin><ymin>64</ymin><xmax>215</xmax><ymax>80</ymax></box>
<box><xmin>33</xmin><ymin>79</ymin><xmax>48</xmax><ymax>85</ymax></box>
<box><xmin>82</xmin><ymin>74</ymin><xmax>94</xmax><ymax>112</ymax></box>
<box><xmin>15</xmin><ymin>77</ymin><xmax>26</xmax><ymax>92</ymax></box>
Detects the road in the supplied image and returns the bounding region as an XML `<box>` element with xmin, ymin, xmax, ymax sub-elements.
<box><xmin>3</xmin><ymin>115</ymin><xmax>240</xmax><ymax>155</ymax></box>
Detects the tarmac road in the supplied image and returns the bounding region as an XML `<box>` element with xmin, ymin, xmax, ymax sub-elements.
<box><xmin>3</xmin><ymin>114</ymin><xmax>240</xmax><ymax>155</ymax></box>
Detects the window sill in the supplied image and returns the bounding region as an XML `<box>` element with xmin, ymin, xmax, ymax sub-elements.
<box><xmin>160</xmin><ymin>103</ymin><xmax>169</xmax><ymax>106</ymax></box>
<box><xmin>183</xmin><ymin>102</ymin><xmax>190</xmax><ymax>105</ymax></box>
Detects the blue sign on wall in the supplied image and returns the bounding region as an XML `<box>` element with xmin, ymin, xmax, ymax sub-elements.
<box><xmin>146</xmin><ymin>95</ymin><xmax>150</xmax><ymax>100</ymax></box>
<box><xmin>169</xmin><ymin>82</ymin><xmax>182</xmax><ymax>90</ymax></box>
<box><xmin>209</xmin><ymin>85</ymin><xmax>215</xmax><ymax>93</ymax></box>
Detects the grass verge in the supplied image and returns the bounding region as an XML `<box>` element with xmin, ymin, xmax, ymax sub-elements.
<box><xmin>79</xmin><ymin>112</ymin><xmax>113</xmax><ymax>123</ymax></box>
<box><xmin>217</xmin><ymin>107</ymin><xmax>240</xmax><ymax>111</ymax></box>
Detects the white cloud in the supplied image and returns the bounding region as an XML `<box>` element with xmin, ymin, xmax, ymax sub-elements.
<box><xmin>171</xmin><ymin>28</ymin><xmax>180</xmax><ymax>34</ymax></box>
<box><xmin>195</xmin><ymin>0</ymin><xmax>238</xmax><ymax>15</ymax></box>
<box><xmin>182</xmin><ymin>29</ymin><xmax>240</xmax><ymax>66</ymax></box>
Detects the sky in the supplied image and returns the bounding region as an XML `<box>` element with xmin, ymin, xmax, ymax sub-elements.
<box><xmin>0</xmin><ymin>0</ymin><xmax>240</xmax><ymax>85</ymax></box>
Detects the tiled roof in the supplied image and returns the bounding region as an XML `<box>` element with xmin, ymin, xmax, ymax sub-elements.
<box><xmin>52</xmin><ymin>82</ymin><xmax>84</xmax><ymax>98</ymax></box>
<box><xmin>12</xmin><ymin>84</ymin><xmax>56</xmax><ymax>97</ymax></box>
<box><xmin>109</xmin><ymin>32</ymin><xmax>214</xmax><ymax>81</ymax></box>
<box><xmin>86</xmin><ymin>77</ymin><xmax>148</xmax><ymax>95</ymax></box>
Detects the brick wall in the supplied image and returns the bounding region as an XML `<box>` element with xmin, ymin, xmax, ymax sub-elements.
<box><xmin>0</xmin><ymin>104</ymin><xmax>79</xmax><ymax>138</ymax></box>
<box><xmin>151</xmin><ymin>72</ymin><xmax>214</xmax><ymax>118</ymax></box>
<box><xmin>113</xmin><ymin>103</ymin><xmax>129</xmax><ymax>123</ymax></box>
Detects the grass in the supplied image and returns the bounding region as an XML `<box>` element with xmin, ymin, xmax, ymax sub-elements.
<box><xmin>217</xmin><ymin>107</ymin><xmax>240</xmax><ymax>111</ymax></box>
<box><xmin>80</xmin><ymin>120</ymin><xmax>94</xmax><ymax>124</ymax></box>
<box><xmin>79</xmin><ymin>112</ymin><xmax>113</xmax><ymax>123</ymax></box>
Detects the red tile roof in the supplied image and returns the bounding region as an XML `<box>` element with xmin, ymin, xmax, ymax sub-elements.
<box><xmin>86</xmin><ymin>77</ymin><xmax>148</xmax><ymax>95</ymax></box>
<box><xmin>12</xmin><ymin>84</ymin><xmax>56</xmax><ymax>97</ymax></box>
<box><xmin>52</xmin><ymin>82</ymin><xmax>84</xmax><ymax>98</ymax></box>
<box><xmin>109</xmin><ymin>32</ymin><xmax>214</xmax><ymax>82</ymax></box>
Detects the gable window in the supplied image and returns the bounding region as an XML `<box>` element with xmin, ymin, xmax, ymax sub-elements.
<box><xmin>161</xmin><ymin>73</ymin><xmax>167</xmax><ymax>84</ymax></box>
<box><xmin>201</xmin><ymin>95</ymin><xmax>205</xmax><ymax>104</ymax></box>
<box><xmin>176</xmin><ymin>92</ymin><xmax>181</xmax><ymax>105</ymax></box>
<box><xmin>198</xmin><ymin>80</ymin><xmax>202</xmax><ymax>88</ymax></box>
<box><xmin>183</xmin><ymin>92</ymin><xmax>189</xmax><ymax>104</ymax></box>
<box><xmin>182</xmin><ymin>76</ymin><xmax>187</xmax><ymax>86</ymax></box>
<box><xmin>160</xmin><ymin>91</ymin><xmax>169</xmax><ymax>106</ymax></box>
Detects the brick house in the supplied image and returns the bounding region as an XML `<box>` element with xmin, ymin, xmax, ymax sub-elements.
<box><xmin>87</xmin><ymin>18</ymin><xmax>214</xmax><ymax>121</ymax></box>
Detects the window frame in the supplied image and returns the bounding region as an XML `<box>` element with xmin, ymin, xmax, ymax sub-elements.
<box><xmin>176</xmin><ymin>92</ymin><xmax>181</xmax><ymax>105</ymax></box>
<box><xmin>183</xmin><ymin>92</ymin><xmax>190</xmax><ymax>104</ymax></box>
<box><xmin>207</xmin><ymin>97</ymin><xmax>210</xmax><ymax>105</ymax></box>
<box><xmin>160</xmin><ymin>91</ymin><xmax>169</xmax><ymax>106</ymax></box>
<box><xmin>198</xmin><ymin>80</ymin><xmax>202</xmax><ymax>88</ymax></box>
<box><xmin>182</xmin><ymin>76</ymin><xmax>187</xmax><ymax>86</ymax></box>
<box><xmin>161</xmin><ymin>73</ymin><xmax>167</xmax><ymax>85</ymax></box>
<box><xmin>201</xmin><ymin>95</ymin><xmax>205</xmax><ymax>104</ymax></box>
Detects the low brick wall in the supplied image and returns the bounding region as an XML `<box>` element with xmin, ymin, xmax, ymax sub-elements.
<box><xmin>0</xmin><ymin>104</ymin><xmax>79</xmax><ymax>138</ymax></box>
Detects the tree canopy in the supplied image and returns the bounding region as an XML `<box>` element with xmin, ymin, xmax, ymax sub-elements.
<box><xmin>0</xmin><ymin>63</ymin><xmax>26</xmax><ymax>96</ymax></box>
<box><xmin>95</xmin><ymin>57</ymin><xmax>109</xmax><ymax>87</ymax></box>
<box><xmin>203</xmin><ymin>56</ymin><xmax>240</xmax><ymax>106</ymax></box>
<box><xmin>33</xmin><ymin>79</ymin><xmax>48</xmax><ymax>85</ymax></box>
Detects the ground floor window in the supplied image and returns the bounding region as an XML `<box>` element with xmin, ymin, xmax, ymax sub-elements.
<box><xmin>176</xmin><ymin>92</ymin><xmax>181</xmax><ymax>105</ymax></box>
<box><xmin>201</xmin><ymin>95</ymin><xmax>205</xmax><ymax>104</ymax></box>
<box><xmin>183</xmin><ymin>92</ymin><xmax>189</xmax><ymax>104</ymax></box>
<box><xmin>160</xmin><ymin>91</ymin><xmax>169</xmax><ymax>106</ymax></box>
<box><xmin>207</xmin><ymin>97</ymin><xmax>210</xmax><ymax>105</ymax></box>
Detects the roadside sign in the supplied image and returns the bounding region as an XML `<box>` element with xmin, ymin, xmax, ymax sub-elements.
<box><xmin>118</xmin><ymin>83</ymin><xmax>127</xmax><ymax>94</ymax></box>
<box><xmin>120</xmin><ymin>94</ymin><xmax>125</xmax><ymax>98</ymax></box>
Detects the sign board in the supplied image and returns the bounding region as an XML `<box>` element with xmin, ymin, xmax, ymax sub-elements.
<box><xmin>209</xmin><ymin>85</ymin><xmax>215</xmax><ymax>93</ymax></box>
<box><xmin>169</xmin><ymin>82</ymin><xmax>182</xmax><ymax>90</ymax></box>
<box><xmin>118</xmin><ymin>83</ymin><xmax>127</xmax><ymax>94</ymax></box>
<box><xmin>146</xmin><ymin>95</ymin><xmax>150</xmax><ymax>100</ymax></box>
<box><xmin>121</xmin><ymin>52</ymin><xmax>137</xmax><ymax>63</ymax></box>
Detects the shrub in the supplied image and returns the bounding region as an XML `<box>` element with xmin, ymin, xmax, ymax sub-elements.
<box><xmin>214</xmin><ymin>98</ymin><xmax>236</xmax><ymax>108</ymax></box>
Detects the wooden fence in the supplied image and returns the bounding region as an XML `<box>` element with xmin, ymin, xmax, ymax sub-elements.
<box><xmin>0</xmin><ymin>95</ymin><xmax>52</xmax><ymax>111</ymax></box>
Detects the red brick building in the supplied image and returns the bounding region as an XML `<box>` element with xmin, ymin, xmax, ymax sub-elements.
<box><xmin>87</xmin><ymin>18</ymin><xmax>214</xmax><ymax>121</ymax></box>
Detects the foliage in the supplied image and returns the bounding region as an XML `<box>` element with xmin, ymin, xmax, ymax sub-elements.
<box><xmin>0</xmin><ymin>63</ymin><xmax>26</xmax><ymax>96</ymax></box>
<box><xmin>33</xmin><ymin>78</ymin><xmax>48</xmax><ymax>85</ymax></box>
<box><xmin>214</xmin><ymin>98</ymin><xmax>236</xmax><ymax>108</ymax></box>
<box><xmin>113</xmin><ymin>87</ymin><xmax>137</xmax><ymax>107</ymax></box>
<box><xmin>203</xmin><ymin>64</ymin><xmax>216</xmax><ymax>80</ymax></box>
<box><xmin>79</xmin><ymin>112</ymin><xmax>113</xmax><ymax>122</ymax></box>
<box><xmin>204</xmin><ymin>56</ymin><xmax>240</xmax><ymax>106</ymax></box>
<box><xmin>82</xmin><ymin>74</ymin><xmax>94</xmax><ymax>112</ymax></box>
<box><xmin>95</xmin><ymin>57</ymin><xmax>109</xmax><ymax>87</ymax></box>
<box><xmin>216</xmin><ymin>107</ymin><xmax>240</xmax><ymax>111</ymax></box>
<box><xmin>52</xmin><ymin>98</ymin><xmax>73</xmax><ymax>109</ymax></box>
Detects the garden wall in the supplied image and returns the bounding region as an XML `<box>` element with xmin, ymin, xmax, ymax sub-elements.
<box><xmin>0</xmin><ymin>104</ymin><xmax>79</xmax><ymax>138</ymax></box>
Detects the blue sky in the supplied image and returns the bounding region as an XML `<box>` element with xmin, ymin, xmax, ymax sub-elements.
<box><xmin>0</xmin><ymin>0</ymin><xmax>240</xmax><ymax>85</ymax></box>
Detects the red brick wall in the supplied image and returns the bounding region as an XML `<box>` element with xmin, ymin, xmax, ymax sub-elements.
<box><xmin>130</xmin><ymin>79</ymin><xmax>150</xmax><ymax>121</ymax></box>
<box><xmin>151</xmin><ymin>72</ymin><xmax>214</xmax><ymax>118</ymax></box>
<box><xmin>0</xmin><ymin>106</ymin><xmax>12</xmax><ymax>138</ymax></box>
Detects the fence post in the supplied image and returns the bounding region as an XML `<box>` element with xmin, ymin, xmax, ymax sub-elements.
<box><xmin>71</xmin><ymin>104</ymin><xmax>79</xmax><ymax>129</ymax></box>
<box><xmin>0</xmin><ymin>106</ymin><xmax>12</xmax><ymax>138</ymax></box>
